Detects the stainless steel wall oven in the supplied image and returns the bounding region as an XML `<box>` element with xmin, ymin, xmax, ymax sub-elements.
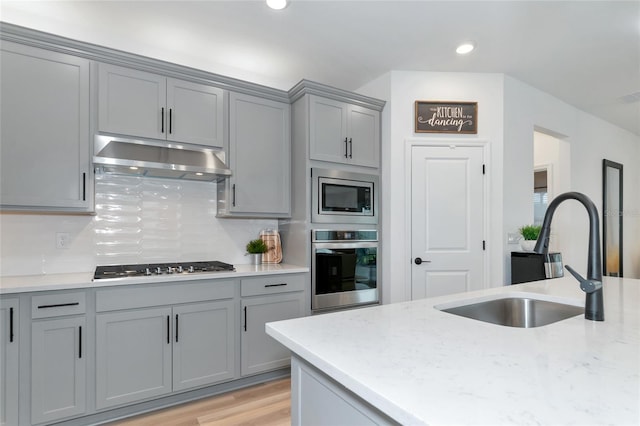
<box><xmin>311</xmin><ymin>229</ymin><xmax>379</xmax><ymax>312</ymax></box>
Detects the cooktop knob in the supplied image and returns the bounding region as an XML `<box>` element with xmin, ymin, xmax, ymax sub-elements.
<box><xmin>177</xmin><ymin>265</ymin><xmax>184</xmax><ymax>273</ymax></box>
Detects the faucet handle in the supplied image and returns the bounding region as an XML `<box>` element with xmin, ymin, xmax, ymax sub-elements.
<box><xmin>565</xmin><ymin>265</ymin><xmax>602</xmax><ymax>294</ymax></box>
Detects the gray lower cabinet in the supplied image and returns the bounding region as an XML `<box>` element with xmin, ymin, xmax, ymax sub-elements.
<box><xmin>30</xmin><ymin>292</ymin><xmax>87</xmax><ymax>425</ymax></box>
<box><xmin>96</xmin><ymin>300</ymin><xmax>236</xmax><ymax>410</ymax></box>
<box><xmin>291</xmin><ymin>355</ymin><xmax>396</xmax><ymax>425</ymax></box>
<box><xmin>0</xmin><ymin>41</ymin><xmax>92</xmax><ymax>212</ymax></box>
<box><xmin>1</xmin><ymin>298</ymin><xmax>19</xmax><ymax>426</ymax></box>
<box><xmin>31</xmin><ymin>317</ymin><xmax>86</xmax><ymax>424</ymax></box>
<box><xmin>217</xmin><ymin>92</ymin><xmax>291</xmax><ymax>218</ymax></box>
<box><xmin>241</xmin><ymin>275</ymin><xmax>306</xmax><ymax>376</ymax></box>
<box><xmin>172</xmin><ymin>301</ymin><xmax>236</xmax><ymax>391</ymax></box>
<box><xmin>96</xmin><ymin>307</ymin><xmax>173</xmax><ymax>410</ymax></box>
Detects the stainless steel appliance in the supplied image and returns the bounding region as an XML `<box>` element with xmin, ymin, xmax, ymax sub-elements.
<box><xmin>311</xmin><ymin>230</ymin><xmax>379</xmax><ymax>312</ymax></box>
<box><xmin>312</xmin><ymin>168</ymin><xmax>378</xmax><ymax>224</ymax></box>
<box><xmin>94</xmin><ymin>134</ymin><xmax>231</xmax><ymax>182</ymax></box>
<box><xmin>94</xmin><ymin>260</ymin><xmax>235</xmax><ymax>280</ymax></box>
<box><xmin>511</xmin><ymin>252</ymin><xmax>563</xmax><ymax>284</ymax></box>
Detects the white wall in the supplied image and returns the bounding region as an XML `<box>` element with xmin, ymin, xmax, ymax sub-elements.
<box><xmin>0</xmin><ymin>173</ymin><xmax>277</xmax><ymax>276</ymax></box>
<box><xmin>533</xmin><ymin>131</ymin><xmax>572</xmax><ymax>257</ymax></box>
<box><xmin>504</xmin><ymin>75</ymin><xmax>640</xmax><ymax>279</ymax></box>
<box><xmin>359</xmin><ymin>71</ymin><xmax>505</xmax><ymax>303</ymax></box>
<box><xmin>358</xmin><ymin>71</ymin><xmax>640</xmax><ymax>303</ymax></box>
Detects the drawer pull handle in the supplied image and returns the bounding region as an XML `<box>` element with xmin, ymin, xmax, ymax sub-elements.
<box><xmin>37</xmin><ymin>302</ymin><xmax>80</xmax><ymax>309</ymax></box>
<box><xmin>265</xmin><ymin>283</ymin><xmax>287</xmax><ymax>288</ymax></box>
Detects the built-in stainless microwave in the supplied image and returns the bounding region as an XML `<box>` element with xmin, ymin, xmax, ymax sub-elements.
<box><xmin>312</xmin><ymin>168</ymin><xmax>378</xmax><ymax>224</ymax></box>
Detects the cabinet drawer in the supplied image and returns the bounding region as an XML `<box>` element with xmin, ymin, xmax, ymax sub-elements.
<box><xmin>96</xmin><ymin>279</ymin><xmax>236</xmax><ymax>312</ymax></box>
<box><xmin>31</xmin><ymin>291</ymin><xmax>86</xmax><ymax>318</ymax></box>
<box><xmin>241</xmin><ymin>274</ymin><xmax>305</xmax><ymax>297</ymax></box>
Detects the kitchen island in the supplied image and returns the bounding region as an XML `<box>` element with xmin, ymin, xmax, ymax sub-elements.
<box><xmin>266</xmin><ymin>276</ymin><xmax>639</xmax><ymax>425</ymax></box>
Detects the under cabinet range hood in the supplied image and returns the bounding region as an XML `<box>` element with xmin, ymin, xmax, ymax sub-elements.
<box><xmin>93</xmin><ymin>135</ymin><xmax>231</xmax><ymax>182</ymax></box>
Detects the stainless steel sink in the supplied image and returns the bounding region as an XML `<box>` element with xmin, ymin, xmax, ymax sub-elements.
<box><xmin>438</xmin><ymin>296</ymin><xmax>584</xmax><ymax>328</ymax></box>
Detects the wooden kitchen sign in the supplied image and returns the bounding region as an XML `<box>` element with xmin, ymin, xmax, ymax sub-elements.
<box><xmin>415</xmin><ymin>101</ymin><xmax>477</xmax><ymax>134</ymax></box>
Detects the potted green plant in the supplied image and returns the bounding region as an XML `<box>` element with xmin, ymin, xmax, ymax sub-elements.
<box><xmin>518</xmin><ymin>224</ymin><xmax>541</xmax><ymax>251</ymax></box>
<box><xmin>246</xmin><ymin>238</ymin><xmax>268</xmax><ymax>265</ymax></box>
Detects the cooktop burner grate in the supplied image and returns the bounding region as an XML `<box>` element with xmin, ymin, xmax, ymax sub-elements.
<box><xmin>94</xmin><ymin>260</ymin><xmax>235</xmax><ymax>280</ymax></box>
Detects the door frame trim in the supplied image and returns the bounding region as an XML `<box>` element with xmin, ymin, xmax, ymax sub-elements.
<box><xmin>404</xmin><ymin>139</ymin><xmax>491</xmax><ymax>300</ymax></box>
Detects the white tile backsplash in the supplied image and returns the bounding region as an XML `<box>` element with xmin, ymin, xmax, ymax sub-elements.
<box><xmin>0</xmin><ymin>173</ymin><xmax>278</xmax><ymax>276</ymax></box>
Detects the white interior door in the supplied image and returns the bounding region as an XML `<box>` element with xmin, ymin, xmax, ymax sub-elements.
<box><xmin>411</xmin><ymin>145</ymin><xmax>486</xmax><ymax>299</ymax></box>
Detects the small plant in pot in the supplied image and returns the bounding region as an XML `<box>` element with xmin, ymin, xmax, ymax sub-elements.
<box><xmin>519</xmin><ymin>224</ymin><xmax>542</xmax><ymax>251</ymax></box>
<box><xmin>246</xmin><ymin>239</ymin><xmax>268</xmax><ymax>265</ymax></box>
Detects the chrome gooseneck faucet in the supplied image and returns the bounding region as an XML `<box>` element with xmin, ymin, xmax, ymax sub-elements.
<box><xmin>533</xmin><ymin>191</ymin><xmax>604</xmax><ymax>321</ymax></box>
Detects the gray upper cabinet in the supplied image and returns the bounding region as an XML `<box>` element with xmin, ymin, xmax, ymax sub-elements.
<box><xmin>0</xmin><ymin>41</ymin><xmax>92</xmax><ymax>212</ymax></box>
<box><xmin>309</xmin><ymin>95</ymin><xmax>380</xmax><ymax>168</ymax></box>
<box><xmin>1</xmin><ymin>298</ymin><xmax>19</xmax><ymax>426</ymax></box>
<box><xmin>98</xmin><ymin>63</ymin><xmax>224</xmax><ymax>148</ymax></box>
<box><xmin>217</xmin><ymin>92</ymin><xmax>291</xmax><ymax>218</ymax></box>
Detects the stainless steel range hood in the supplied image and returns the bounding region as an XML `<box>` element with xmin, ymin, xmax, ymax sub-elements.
<box><xmin>93</xmin><ymin>135</ymin><xmax>231</xmax><ymax>182</ymax></box>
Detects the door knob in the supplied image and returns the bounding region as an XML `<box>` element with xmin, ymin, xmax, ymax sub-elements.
<box><xmin>414</xmin><ymin>257</ymin><xmax>431</xmax><ymax>265</ymax></box>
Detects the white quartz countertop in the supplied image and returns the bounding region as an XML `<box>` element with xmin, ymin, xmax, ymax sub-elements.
<box><xmin>266</xmin><ymin>276</ymin><xmax>640</xmax><ymax>425</ymax></box>
<box><xmin>0</xmin><ymin>263</ymin><xmax>308</xmax><ymax>294</ymax></box>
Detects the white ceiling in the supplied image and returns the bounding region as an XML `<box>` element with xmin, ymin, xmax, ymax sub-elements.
<box><xmin>2</xmin><ymin>0</ymin><xmax>639</xmax><ymax>135</ymax></box>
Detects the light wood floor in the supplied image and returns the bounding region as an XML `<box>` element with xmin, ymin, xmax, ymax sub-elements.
<box><xmin>111</xmin><ymin>378</ymin><xmax>291</xmax><ymax>426</ymax></box>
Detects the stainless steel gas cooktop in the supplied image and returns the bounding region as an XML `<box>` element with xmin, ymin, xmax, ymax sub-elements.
<box><xmin>93</xmin><ymin>261</ymin><xmax>235</xmax><ymax>280</ymax></box>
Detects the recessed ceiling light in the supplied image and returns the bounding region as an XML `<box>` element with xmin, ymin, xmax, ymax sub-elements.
<box><xmin>129</xmin><ymin>166</ymin><xmax>139</xmax><ymax>170</ymax></box>
<box><xmin>456</xmin><ymin>43</ymin><xmax>475</xmax><ymax>55</ymax></box>
<box><xmin>266</xmin><ymin>0</ymin><xmax>288</xmax><ymax>10</ymax></box>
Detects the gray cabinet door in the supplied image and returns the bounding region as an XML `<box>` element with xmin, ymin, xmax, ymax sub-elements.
<box><xmin>99</xmin><ymin>64</ymin><xmax>225</xmax><ymax>148</ymax></box>
<box><xmin>1</xmin><ymin>299</ymin><xmax>19</xmax><ymax>426</ymax></box>
<box><xmin>241</xmin><ymin>292</ymin><xmax>305</xmax><ymax>376</ymax></box>
<box><xmin>167</xmin><ymin>78</ymin><xmax>224</xmax><ymax>148</ymax></box>
<box><xmin>347</xmin><ymin>105</ymin><xmax>380</xmax><ymax>168</ymax></box>
<box><xmin>96</xmin><ymin>307</ymin><xmax>172</xmax><ymax>410</ymax></box>
<box><xmin>98</xmin><ymin>63</ymin><xmax>166</xmax><ymax>140</ymax></box>
<box><xmin>309</xmin><ymin>95</ymin><xmax>348</xmax><ymax>164</ymax></box>
<box><xmin>0</xmin><ymin>41</ymin><xmax>91</xmax><ymax>211</ymax></box>
<box><xmin>172</xmin><ymin>300</ymin><xmax>236</xmax><ymax>391</ymax></box>
<box><xmin>31</xmin><ymin>316</ymin><xmax>86</xmax><ymax>424</ymax></box>
<box><xmin>309</xmin><ymin>95</ymin><xmax>380</xmax><ymax>168</ymax></box>
<box><xmin>226</xmin><ymin>92</ymin><xmax>291</xmax><ymax>216</ymax></box>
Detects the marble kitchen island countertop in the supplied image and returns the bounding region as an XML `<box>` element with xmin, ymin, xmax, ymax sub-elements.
<box><xmin>0</xmin><ymin>263</ymin><xmax>308</xmax><ymax>294</ymax></box>
<box><xmin>266</xmin><ymin>276</ymin><xmax>640</xmax><ymax>425</ymax></box>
